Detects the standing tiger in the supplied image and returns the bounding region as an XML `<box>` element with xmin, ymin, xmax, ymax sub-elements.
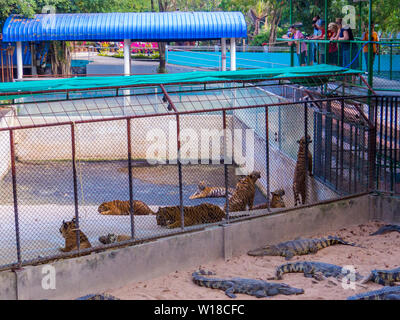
<box><xmin>59</xmin><ymin>218</ymin><xmax>92</xmax><ymax>252</ymax></box>
<box><xmin>98</xmin><ymin>200</ymin><xmax>154</xmax><ymax>215</ymax></box>
<box><xmin>224</xmin><ymin>171</ymin><xmax>261</xmax><ymax>212</ymax></box>
<box><xmin>293</xmin><ymin>135</ymin><xmax>313</xmax><ymax>206</ymax></box>
<box><xmin>189</xmin><ymin>181</ymin><xmax>235</xmax><ymax>200</ymax></box>
<box><xmin>251</xmin><ymin>189</ymin><xmax>286</xmax><ymax>210</ymax></box>
<box><xmin>156</xmin><ymin>203</ymin><xmax>226</xmax><ymax>229</ymax></box>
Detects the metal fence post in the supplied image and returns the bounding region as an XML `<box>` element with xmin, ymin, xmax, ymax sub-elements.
<box><xmin>127</xmin><ymin>118</ymin><xmax>135</xmax><ymax>238</ymax></box>
<box><xmin>304</xmin><ymin>101</ymin><xmax>309</xmax><ymax>179</ymax></box>
<box><xmin>265</xmin><ymin>107</ymin><xmax>270</xmax><ymax>211</ymax></box>
<box><xmin>223</xmin><ymin>110</ymin><xmax>230</xmax><ymax>219</ymax></box>
<box><xmin>71</xmin><ymin>123</ymin><xmax>81</xmax><ymax>251</ymax></box>
<box><xmin>10</xmin><ymin>129</ymin><xmax>22</xmax><ymax>268</ymax></box>
<box><xmin>177</xmin><ymin>114</ymin><xmax>184</xmax><ymax>230</ymax></box>
<box><xmin>368</xmin><ymin>101</ymin><xmax>376</xmax><ymax>191</ymax></box>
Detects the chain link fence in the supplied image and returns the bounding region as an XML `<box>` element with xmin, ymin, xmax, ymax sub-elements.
<box><xmin>0</xmin><ymin>81</ymin><xmax>387</xmax><ymax>270</ymax></box>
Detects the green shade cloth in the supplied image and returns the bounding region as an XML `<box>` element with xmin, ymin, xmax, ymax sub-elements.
<box><xmin>0</xmin><ymin>64</ymin><xmax>363</xmax><ymax>101</ymax></box>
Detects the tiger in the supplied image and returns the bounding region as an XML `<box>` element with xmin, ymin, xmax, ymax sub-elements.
<box><xmin>98</xmin><ymin>233</ymin><xmax>131</xmax><ymax>245</ymax></box>
<box><xmin>224</xmin><ymin>171</ymin><xmax>261</xmax><ymax>212</ymax></box>
<box><xmin>189</xmin><ymin>181</ymin><xmax>235</xmax><ymax>200</ymax></box>
<box><xmin>59</xmin><ymin>218</ymin><xmax>92</xmax><ymax>252</ymax></box>
<box><xmin>156</xmin><ymin>203</ymin><xmax>226</xmax><ymax>229</ymax></box>
<box><xmin>293</xmin><ymin>135</ymin><xmax>313</xmax><ymax>206</ymax></box>
<box><xmin>251</xmin><ymin>189</ymin><xmax>286</xmax><ymax>210</ymax></box>
<box><xmin>98</xmin><ymin>200</ymin><xmax>154</xmax><ymax>216</ymax></box>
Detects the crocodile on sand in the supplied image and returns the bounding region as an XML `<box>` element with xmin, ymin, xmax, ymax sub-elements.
<box><xmin>76</xmin><ymin>293</ymin><xmax>120</xmax><ymax>300</ymax></box>
<box><xmin>247</xmin><ymin>236</ymin><xmax>362</xmax><ymax>260</ymax></box>
<box><xmin>361</xmin><ymin>267</ymin><xmax>400</xmax><ymax>286</ymax></box>
<box><xmin>370</xmin><ymin>224</ymin><xmax>400</xmax><ymax>236</ymax></box>
<box><xmin>347</xmin><ymin>286</ymin><xmax>400</xmax><ymax>300</ymax></box>
<box><xmin>192</xmin><ymin>270</ymin><xmax>304</xmax><ymax>298</ymax></box>
<box><xmin>271</xmin><ymin>261</ymin><xmax>364</xmax><ymax>281</ymax></box>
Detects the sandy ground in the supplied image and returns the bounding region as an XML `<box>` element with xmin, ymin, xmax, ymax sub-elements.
<box><xmin>106</xmin><ymin>220</ymin><xmax>400</xmax><ymax>300</ymax></box>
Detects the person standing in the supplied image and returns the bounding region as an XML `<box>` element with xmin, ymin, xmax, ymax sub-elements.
<box><xmin>336</xmin><ymin>20</ymin><xmax>355</xmax><ymax>68</ymax></box>
<box><xmin>308</xmin><ymin>16</ymin><xmax>320</xmax><ymax>65</ymax></box>
<box><xmin>308</xmin><ymin>16</ymin><xmax>323</xmax><ymax>64</ymax></box>
<box><xmin>288</xmin><ymin>24</ymin><xmax>308</xmax><ymax>66</ymax></box>
<box><xmin>328</xmin><ymin>22</ymin><xmax>339</xmax><ymax>65</ymax></box>
<box><xmin>315</xmin><ymin>19</ymin><xmax>326</xmax><ymax>64</ymax></box>
<box><xmin>362</xmin><ymin>22</ymin><xmax>379</xmax><ymax>71</ymax></box>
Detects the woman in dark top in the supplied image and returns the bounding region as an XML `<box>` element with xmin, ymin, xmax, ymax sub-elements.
<box><xmin>338</xmin><ymin>25</ymin><xmax>359</xmax><ymax>69</ymax></box>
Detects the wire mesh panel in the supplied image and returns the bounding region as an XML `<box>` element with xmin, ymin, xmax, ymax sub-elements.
<box><xmin>11</xmin><ymin>125</ymin><xmax>74</xmax><ymax>264</ymax></box>
<box><xmin>0</xmin><ymin>129</ymin><xmax>18</xmax><ymax>268</ymax></box>
<box><xmin>375</xmin><ymin>96</ymin><xmax>400</xmax><ymax>193</ymax></box>
<box><xmin>0</xmin><ymin>76</ymin><xmax>395</xmax><ymax>270</ymax></box>
<box><xmin>311</xmin><ymin>98</ymin><xmax>371</xmax><ymax>195</ymax></box>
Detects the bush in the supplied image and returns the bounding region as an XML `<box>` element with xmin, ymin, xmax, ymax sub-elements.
<box><xmin>250</xmin><ymin>31</ymin><xmax>271</xmax><ymax>46</ymax></box>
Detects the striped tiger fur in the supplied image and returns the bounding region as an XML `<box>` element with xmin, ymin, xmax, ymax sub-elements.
<box><xmin>59</xmin><ymin>218</ymin><xmax>91</xmax><ymax>252</ymax></box>
<box><xmin>189</xmin><ymin>181</ymin><xmax>235</xmax><ymax>200</ymax></box>
<box><xmin>99</xmin><ymin>233</ymin><xmax>131</xmax><ymax>244</ymax></box>
<box><xmin>224</xmin><ymin>171</ymin><xmax>261</xmax><ymax>212</ymax></box>
<box><xmin>98</xmin><ymin>200</ymin><xmax>154</xmax><ymax>215</ymax></box>
<box><xmin>293</xmin><ymin>135</ymin><xmax>313</xmax><ymax>206</ymax></box>
<box><xmin>251</xmin><ymin>189</ymin><xmax>286</xmax><ymax>210</ymax></box>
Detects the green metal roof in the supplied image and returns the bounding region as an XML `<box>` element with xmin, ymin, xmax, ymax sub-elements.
<box><xmin>0</xmin><ymin>64</ymin><xmax>364</xmax><ymax>101</ymax></box>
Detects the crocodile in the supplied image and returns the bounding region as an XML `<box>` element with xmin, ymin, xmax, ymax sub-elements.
<box><xmin>347</xmin><ymin>286</ymin><xmax>400</xmax><ymax>300</ymax></box>
<box><xmin>192</xmin><ymin>270</ymin><xmax>304</xmax><ymax>298</ymax></box>
<box><xmin>270</xmin><ymin>261</ymin><xmax>364</xmax><ymax>281</ymax></box>
<box><xmin>247</xmin><ymin>236</ymin><xmax>362</xmax><ymax>260</ymax></box>
<box><xmin>370</xmin><ymin>224</ymin><xmax>400</xmax><ymax>236</ymax></box>
<box><xmin>76</xmin><ymin>293</ymin><xmax>120</xmax><ymax>300</ymax></box>
<box><xmin>361</xmin><ymin>267</ymin><xmax>400</xmax><ymax>286</ymax></box>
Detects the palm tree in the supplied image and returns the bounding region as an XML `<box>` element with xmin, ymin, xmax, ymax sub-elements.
<box><xmin>249</xmin><ymin>0</ymin><xmax>269</xmax><ymax>38</ymax></box>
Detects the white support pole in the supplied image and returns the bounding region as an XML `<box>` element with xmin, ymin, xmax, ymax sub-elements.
<box><xmin>16</xmin><ymin>41</ymin><xmax>23</xmax><ymax>80</ymax></box>
<box><xmin>30</xmin><ymin>43</ymin><xmax>37</xmax><ymax>76</ymax></box>
<box><xmin>123</xmin><ymin>39</ymin><xmax>131</xmax><ymax>76</ymax></box>
<box><xmin>230</xmin><ymin>38</ymin><xmax>236</xmax><ymax>71</ymax></box>
<box><xmin>123</xmin><ymin>39</ymin><xmax>132</xmax><ymax>111</ymax></box>
<box><xmin>221</xmin><ymin>38</ymin><xmax>227</xmax><ymax>71</ymax></box>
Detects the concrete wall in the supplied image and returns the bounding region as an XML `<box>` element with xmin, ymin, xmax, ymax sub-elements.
<box><xmin>369</xmin><ymin>192</ymin><xmax>400</xmax><ymax>223</ymax></box>
<box><xmin>0</xmin><ymin>193</ymin><xmax>370</xmax><ymax>300</ymax></box>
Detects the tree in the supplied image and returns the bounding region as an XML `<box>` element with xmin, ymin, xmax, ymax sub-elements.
<box><xmin>157</xmin><ymin>0</ymin><xmax>177</xmax><ymax>73</ymax></box>
<box><xmin>249</xmin><ymin>1</ymin><xmax>269</xmax><ymax>37</ymax></box>
<box><xmin>261</xmin><ymin>0</ymin><xmax>285</xmax><ymax>45</ymax></box>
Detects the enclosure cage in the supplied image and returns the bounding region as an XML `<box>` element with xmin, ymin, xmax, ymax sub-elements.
<box><xmin>0</xmin><ymin>69</ymin><xmax>397</xmax><ymax>271</ymax></box>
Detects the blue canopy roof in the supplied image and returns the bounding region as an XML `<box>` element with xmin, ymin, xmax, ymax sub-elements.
<box><xmin>2</xmin><ymin>12</ymin><xmax>247</xmax><ymax>42</ymax></box>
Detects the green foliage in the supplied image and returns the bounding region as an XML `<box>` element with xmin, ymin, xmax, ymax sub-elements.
<box><xmin>250</xmin><ymin>31</ymin><xmax>271</xmax><ymax>46</ymax></box>
<box><xmin>0</xmin><ymin>0</ymin><xmax>399</xmax><ymax>43</ymax></box>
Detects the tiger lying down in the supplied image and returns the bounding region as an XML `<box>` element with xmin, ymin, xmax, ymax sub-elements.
<box><xmin>189</xmin><ymin>181</ymin><xmax>235</xmax><ymax>200</ymax></box>
<box><xmin>98</xmin><ymin>200</ymin><xmax>154</xmax><ymax>215</ymax></box>
<box><xmin>156</xmin><ymin>203</ymin><xmax>226</xmax><ymax>229</ymax></box>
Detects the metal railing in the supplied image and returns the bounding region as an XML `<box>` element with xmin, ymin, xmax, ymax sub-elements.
<box><xmin>277</xmin><ymin>38</ymin><xmax>400</xmax><ymax>93</ymax></box>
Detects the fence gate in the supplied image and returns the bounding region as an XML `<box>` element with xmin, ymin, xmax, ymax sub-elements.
<box><xmin>311</xmin><ymin>97</ymin><xmax>372</xmax><ymax>195</ymax></box>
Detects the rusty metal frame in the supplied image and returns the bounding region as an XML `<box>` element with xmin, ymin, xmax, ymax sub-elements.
<box><xmin>1</xmin><ymin>81</ymin><xmax>391</xmax><ymax>272</ymax></box>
